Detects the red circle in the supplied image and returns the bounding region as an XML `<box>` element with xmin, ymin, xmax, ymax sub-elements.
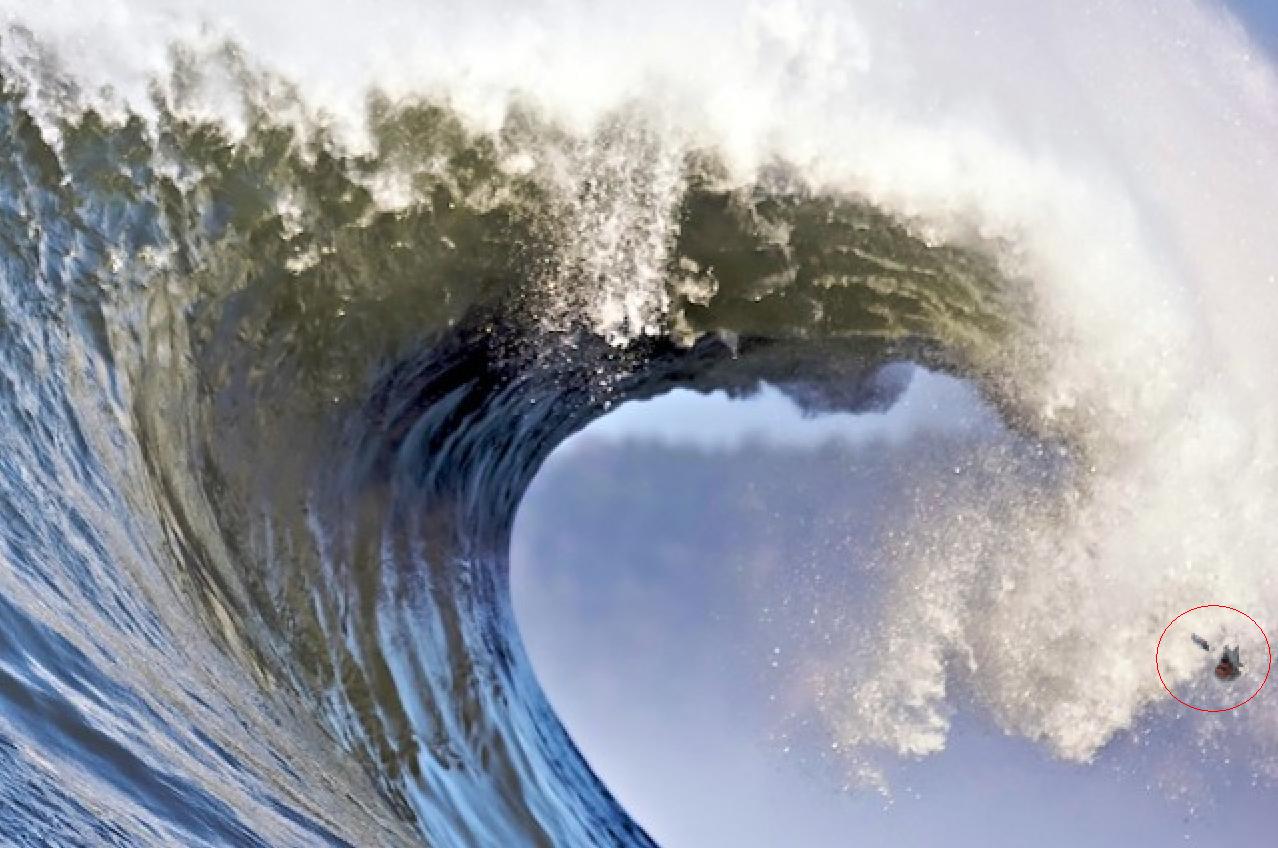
<box><xmin>1155</xmin><ymin>604</ymin><xmax>1271</xmax><ymax>713</ymax></box>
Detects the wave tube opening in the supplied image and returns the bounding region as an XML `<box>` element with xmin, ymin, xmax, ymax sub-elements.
<box><xmin>512</xmin><ymin>378</ymin><xmax>1278</xmax><ymax>846</ymax></box>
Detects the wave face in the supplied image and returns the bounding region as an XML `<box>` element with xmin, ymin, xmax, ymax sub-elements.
<box><xmin>0</xmin><ymin>1</ymin><xmax>1276</xmax><ymax>844</ymax></box>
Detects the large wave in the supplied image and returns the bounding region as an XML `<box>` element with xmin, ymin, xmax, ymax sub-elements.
<box><xmin>0</xmin><ymin>1</ymin><xmax>1274</xmax><ymax>844</ymax></box>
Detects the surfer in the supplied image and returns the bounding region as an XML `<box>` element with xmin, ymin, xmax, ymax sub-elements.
<box><xmin>1192</xmin><ymin>634</ymin><xmax>1242</xmax><ymax>681</ymax></box>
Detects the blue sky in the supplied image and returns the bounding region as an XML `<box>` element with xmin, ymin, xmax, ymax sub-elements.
<box><xmin>1227</xmin><ymin>0</ymin><xmax>1278</xmax><ymax>53</ymax></box>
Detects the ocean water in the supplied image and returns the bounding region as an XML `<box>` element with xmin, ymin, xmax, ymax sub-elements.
<box><xmin>0</xmin><ymin>1</ymin><xmax>1273</xmax><ymax>844</ymax></box>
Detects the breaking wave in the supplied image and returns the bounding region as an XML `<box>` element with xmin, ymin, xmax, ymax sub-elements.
<box><xmin>0</xmin><ymin>0</ymin><xmax>1274</xmax><ymax>843</ymax></box>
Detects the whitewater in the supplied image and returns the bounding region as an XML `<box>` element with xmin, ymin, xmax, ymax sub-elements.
<box><xmin>0</xmin><ymin>0</ymin><xmax>1274</xmax><ymax>844</ymax></box>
